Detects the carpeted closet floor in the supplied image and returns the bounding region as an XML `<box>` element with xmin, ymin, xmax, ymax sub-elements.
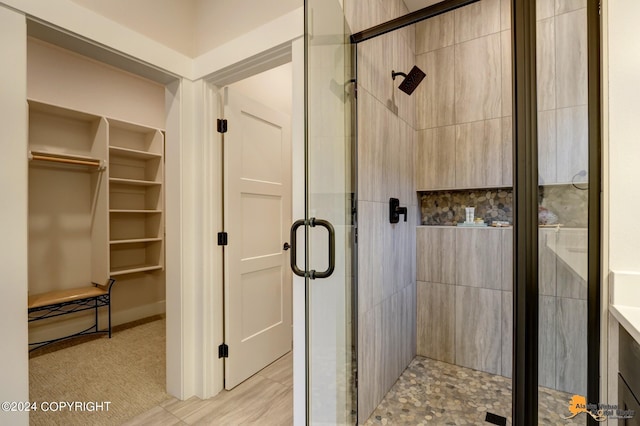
<box><xmin>29</xmin><ymin>317</ymin><xmax>168</xmax><ymax>426</ymax></box>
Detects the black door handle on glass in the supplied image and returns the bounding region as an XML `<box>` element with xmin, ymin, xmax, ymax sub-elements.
<box><xmin>288</xmin><ymin>217</ymin><xmax>336</xmax><ymax>279</ymax></box>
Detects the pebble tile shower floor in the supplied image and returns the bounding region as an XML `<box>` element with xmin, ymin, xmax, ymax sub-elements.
<box><xmin>364</xmin><ymin>356</ymin><xmax>583</xmax><ymax>425</ymax></box>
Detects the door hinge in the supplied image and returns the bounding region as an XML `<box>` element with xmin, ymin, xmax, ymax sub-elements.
<box><xmin>218</xmin><ymin>232</ymin><xmax>228</xmax><ymax>246</ymax></box>
<box><xmin>218</xmin><ymin>343</ymin><xmax>229</xmax><ymax>358</ymax></box>
<box><xmin>217</xmin><ymin>119</ymin><xmax>228</xmax><ymax>133</ymax></box>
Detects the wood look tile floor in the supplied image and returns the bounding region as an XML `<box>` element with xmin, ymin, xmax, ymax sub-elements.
<box><xmin>123</xmin><ymin>352</ymin><xmax>293</xmax><ymax>426</ymax></box>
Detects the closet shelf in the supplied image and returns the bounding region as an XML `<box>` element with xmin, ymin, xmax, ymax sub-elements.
<box><xmin>29</xmin><ymin>151</ymin><xmax>105</xmax><ymax>170</ymax></box>
<box><xmin>109</xmin><ymin>209</ymin><xmax>162</xmax><ymax>214</ymax></box>
<box><xmin>110</xmin><ymin>264</ymin><xmax>163</xmax><ymax>276</ymax></box>
<box><xmin>109</xmin><ymin>146</ymin><xmax>162</xmax><ymax>160</ymax></box>
<box><xmin>110</xmin><ymin>238</ymin><xmax>162</xmax><ymax>245</ymax></box>
<box><xmin>109</xmin><ymin>177</ymin><xmax>161</xmax><ymax>186</ymax></box>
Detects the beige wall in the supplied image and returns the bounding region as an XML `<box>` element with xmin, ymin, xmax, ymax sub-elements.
<box><xmin>71</xmin><ymin>0</ymin><xmax>196</xmax><ymax>56</ymax></box>
<box><xmin>608</xmin><ymin>0</ymin><xmax>640</xmax><ymax>272</ymax></box>
<box><xmin>228</xmin><ymin>63</ymin><xmax>292</xmax><ymax>116</ymax></box>
<box><xmin>194</xmin><ymin>0</ymin><xmax>301</xmax><ymax>56</ymax></box>
<box><xmin>346</xmin><ymin>0</ymin><xmax>417</xmax><ymax>422</ymax></box>
<box><xmin>70</xmin><ymin>0</ymin><xmax>302</xmax><ymax>58</ymax></box>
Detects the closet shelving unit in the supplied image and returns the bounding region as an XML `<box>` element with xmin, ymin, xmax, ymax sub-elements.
<box><xmin>27</xmin><ymin>100</ymin><xmax>165</xmax><ymax>288</ymax></box>
<box><xmin>108</xmin><ymin>119</ymin><xmax>165</xmax><ymax>277</ymax></box>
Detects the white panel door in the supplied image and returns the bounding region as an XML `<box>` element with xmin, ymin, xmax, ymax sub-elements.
<box><xmin>224</xmin><ymin>87</ymin><xmax>292</xmax><ymax>389</ymax></box>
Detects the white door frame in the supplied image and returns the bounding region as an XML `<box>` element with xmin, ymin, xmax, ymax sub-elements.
<box><xmin>200</xmin><ymin>38</ymin><xmax>305</xmax><ymax>424</ymax></box>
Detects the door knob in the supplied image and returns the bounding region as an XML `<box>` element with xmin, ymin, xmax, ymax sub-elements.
<box><xmin>283</xmin><ymin>242</ymin><xmax>291</xmax><ymax>251</ymax></box>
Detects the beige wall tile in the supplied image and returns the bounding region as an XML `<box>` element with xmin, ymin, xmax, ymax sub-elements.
<box><xmin>555</xmin><ymin>9</ymin><xmax>587</xmax><ymax>108</ymax></box>
<box><xmin>455</xmin><ymin>119</ymin><xmax>502</xmax><ymax>188</ymax></box>
<box><xmin>357</xmin><ymin>201</ymin><xmax>383</xmax><ymax>314</ymax></box>
<box><xmin>399</xmin><ymin>120</ymin><xmax>416</xmax><ymax>203</ymax></box>
<box><xmin>455</xmin><ymin>286</ymin><xmax>502</xmax><ymax>374</ymax></box>
<box><xmin>555</xmin><ymin>0</ymin><xmax>586</xmax><ymax>15</ymax></box>
<box><xmin>358</xmin><ymin>90</ymin><xmax>401</xmax><ymax>202</ymax></box>
<box><xmin>555</xmin><ymin>105</ymin><xmax>588</xmax><ymax>183</ymax></box>
<box><xmin>417</xmin><ymin>281</ymin><xmax>455</xmax><ymax>363</ymax></box>
<box><xmin>501</xmin><ymin>30</ymin><xmax>512</xmax><ymax>117</ymax></box>
<box><xmin>403</xmin><ymin>283</ymin><xmax>417</xmax><ymax>366</ymax></box>
<box><xmin>415</xmin><ymin>11</ymin><xmax>454</xmax><ymax>54</ymax></box>
<box><xmin>381</xmin><ymin>293</ymin><xmax>402</xmax><ymax>389</ymax></box>
<box><xmin>416</xmin><ymin>47</ymin><xmax>455</xmax><ymax>129</ymax></box>
<box><xmin>357</xmin><ymin>304</ymin><xmax>384</xmax><ymax>421</ymax></box>
<box><xmin>455</xmin><ymin>34</ymin><xmax>502</xmax><ymax>123</ymax></box>
<box><xmin>537</xmin><ymin>17</ymin><xmax>556</xmax><ymax>111</ymax></box>
<box><xmin>556</xmin><ymin>297</ymin><xmax>587</xmax><ymax>394</ymax></box>
<box><xmin>500</xmin><ymin>0</ymin><xmax>511</xmax><ymax>30</ymax></box>
<box><xmin>539</xmin><ymin>295</ymin><xmax>557</xmax><ymax>388</ymax></box>
<box><xmin>536</xmin><ymin>0</ymin><xmax>555</xmax><ymax>20</ymax></box>
<box><xmin>416</xmin><ymin>126</ymin><xmax>456</xmax><ymax>190</ymax></box>
<box><xmin>501</xmin><ymin>116</ymin><xmax>513</xmax><ymax>186</ymax></box>
<box><xmin>501</xmin><ymin>290</ymin><xmax>512</xmax><ymax>378</ymax></box>
<box><xmin>501</xmin><ymin>228</ymin><xmax>513</xmax><ymax>291</ymax></box>
<box><xmin>357</xmin><ymin>90</ymin><xmax>384</xmax><ymax>201</ymax></box>
<box><xmin>357</xmin><ymin>34</ymin><xmax>394</xmax><ymax>109</ymax></box>
<box><xmin>416</xmin><ymin>226</ymin><xmax>456</xmax><ymax>284</ymax></box>
<box><xmin>454</xmin><ymin>0</ymin><xmax>501</xmax><ymax>43</ymax></box>
<box><xmin>455</xmin><ymin>228</ymin><xmax>502</xmax><ymax>289</ymax></box>
<box><xmin>344</xmin><ymin>0</ymin><xmax>385</xmax><ymax>34</ymax></box>
<box><xmin>537</xmin><ymin>109</ymin><xmax>557</xmax><ymax>185</ymax></box>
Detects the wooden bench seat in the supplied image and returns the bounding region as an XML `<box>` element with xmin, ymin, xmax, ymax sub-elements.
<box><xmin>28</xmin><ymin>286</ymin><xmax>109</xmax><ymax>309</ymax></box>
<box><xmin>28</xmin><ymin>279</ymin><xmax>116</xmax><ymax>351</ymax></box>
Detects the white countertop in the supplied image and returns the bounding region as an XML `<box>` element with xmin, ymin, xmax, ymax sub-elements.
<box><xmin>610</xmin><ymin>271</ymin><xmax>640</xmax><ymax>344</ymax></box>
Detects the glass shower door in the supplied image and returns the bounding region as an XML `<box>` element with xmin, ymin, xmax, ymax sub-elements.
<box><xmin>302</xmin><ymin>0</ymin><xmax>356</xmax><ymax>424</ymax></box>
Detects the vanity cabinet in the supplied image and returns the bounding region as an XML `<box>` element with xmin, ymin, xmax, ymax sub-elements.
<box><xmin>619</xmin><ymin>326</ymin><xmax>640</xmax><ymax>425</ymax></box>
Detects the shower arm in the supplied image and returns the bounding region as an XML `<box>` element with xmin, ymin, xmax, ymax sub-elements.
<box><xmin>391</xmin><ymin>70</ymin><xmax>407</xmax><ymax>80</ymax></box>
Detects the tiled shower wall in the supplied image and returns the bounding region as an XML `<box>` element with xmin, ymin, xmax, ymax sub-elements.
<box><xmin>415</xmin><ymin>0</ymin><xmax>513</xmax><ymax>191</ymax></box>
<box><xmin>345</xmin><ymin>1</ymin><xmax>417</xmax><ymax>422</ymax></box>
<box><xmin>414</xmin><ymin>0</ymin><xmax>588</xmax><ymax>396</ymax></box>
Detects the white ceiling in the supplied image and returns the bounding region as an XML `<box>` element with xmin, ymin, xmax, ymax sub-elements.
<box><xmin>403</xmin><ymin>0</ymin><xmax>448</xmax><ymax>13</ymax></box>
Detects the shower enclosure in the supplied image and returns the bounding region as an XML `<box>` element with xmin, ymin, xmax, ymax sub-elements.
<box><xmin>301</xmin><ymin>0</ymin><xmax>600</xmax><ymax>424</ymax></box>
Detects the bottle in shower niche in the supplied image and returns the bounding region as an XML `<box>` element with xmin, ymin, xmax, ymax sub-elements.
<box><xmin>465</xmin><ymin>207</ymin><xmax>475</xmax><ymax>224</ymax></box>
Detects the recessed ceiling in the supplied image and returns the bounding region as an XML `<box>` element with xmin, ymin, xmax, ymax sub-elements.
<box><xmin>403</xmin><ymin>0</ymin><xmax>448</xmax><ymax>13</ymax></box>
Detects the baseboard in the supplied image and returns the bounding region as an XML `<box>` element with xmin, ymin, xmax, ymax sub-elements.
<box><xmin>29</xmin><ymin>300</ymin><xmax>166</xmax><ymax>345</ymax></box>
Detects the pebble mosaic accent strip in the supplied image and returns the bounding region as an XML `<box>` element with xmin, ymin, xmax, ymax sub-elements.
<box><xmin>419</xmin><ymin>184</ymin><xmax>587</xmax><ymax>227</ymax></box>
<box><xmin>420</xmin><ymin>189</ymin><xmax>513</xmax><ymax>226</ymax></box>
<box><xmin>364</xmin><ymin>356</ymin><xmax>583</xmax><ymax>425</ymax></box>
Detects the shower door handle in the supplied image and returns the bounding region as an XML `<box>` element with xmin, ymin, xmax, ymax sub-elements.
<box><xmin>289</xmin><ymin>218</ymin><xmax>336</xmax><ymax>279</ymax></box>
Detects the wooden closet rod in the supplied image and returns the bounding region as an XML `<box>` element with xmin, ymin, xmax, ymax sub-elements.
<box><xmin>29</xmin><ymin>151</ymin><xmax>104</xmax><ymax>169</ymax></box>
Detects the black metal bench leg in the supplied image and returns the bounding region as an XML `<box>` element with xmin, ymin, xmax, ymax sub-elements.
<box><xmin>108</xmin><ymin>294</ymin><xmax>112</xmax><ymax>339</ymax></box>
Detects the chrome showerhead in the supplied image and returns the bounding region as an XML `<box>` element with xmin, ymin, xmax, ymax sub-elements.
<box><xmin>392</xmin><ymin>65</ymin><xmax>426</xmax><ymax>95</ymax></box>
